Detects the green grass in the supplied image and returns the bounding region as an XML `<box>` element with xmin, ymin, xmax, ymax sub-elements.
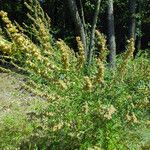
<box><xmin>0</xmin><ymin>73</ymin><xmax>49</xmax><ymax>149</ymax></box>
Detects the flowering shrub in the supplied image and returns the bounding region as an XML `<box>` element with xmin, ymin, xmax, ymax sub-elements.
<box><xmin>0</xmin><ymin>0</ymin><xmax>150</xmax><ymax>149</ymax></box>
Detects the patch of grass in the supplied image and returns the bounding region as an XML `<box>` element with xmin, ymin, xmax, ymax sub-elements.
<box><xmin>0</xmin><ymin>96</ymin><xmax>49</xmax><ymax>149</ymax></box>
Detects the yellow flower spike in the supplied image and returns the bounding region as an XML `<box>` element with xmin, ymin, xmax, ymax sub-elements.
<box><xmin>57</xmin><ymin>39</ymin><xmax>69</xmax><ymax>70</ymax></box>
<box><xmin>95</xmin><ymin>30</ymin><xmax>108</xmax><ymax>62</ymax></box>
<box><xmin>104</xmin><ymin>105</ymin><xmax>116</xmax><ymax>120</ymax></box>
<box><xmin>145</xmin><ymin>121</ymin><xmax>150</xmax><ymax>127</ymax></box>
<box><xmin>0</xmin><ymin>36</ymin><xmax>13</xmax><ymax>54</ymax></box>
<box><xmin>118</xmin><ymin>38</ymin><xmax>135</xmax><ymax>81</ymax></box>
<box><xmin>0</xmin><ymin>10</ymin><xmax>42</xmax><ymax>61</ymax></box>
<box><xmin>33</xmin><ymin>52</ymin><xmax>39</xmax><ymax>57</ymax></box>
<box><xmin>131</xmin><ymin>112</ymin><xmax>139</xmax><ymax>123</ymax></box>
<box><xmin>36</xmin><ymin>55</ymin><xmax>42</xmax><ymax>61</ymax></box>
<box><xmin>84</xmin><ymin>76</ymin><xmax>93</xmax><ymax>91</ymax></box>
<box><xmin>0</xmin><ymin>11</ymin><xmax>7</xmax><ymax>18</ymax></box>
<box><xmin>76</xmin><ymin>36</ymin><xmax>85</xmax><ymax>70</ymax></box>
<box><xmin>17</xmin><ymin>37</ymin><xmax>25</xmax><ymax>43</ymax></box>
<box><xmin>43</xmin><ymin>57</ymin><xmax>49</xmax><ymax>64</ymax></box>
<box><xmin>8</xmin><ymin>27</ymin><xmax>18</xmax><ymax>33</ymax></box>
<box><xmin>0</xmin><ymin>8</ymin><xmax>58</xmax><ymax>78</ymax></box>
<box><xmin>6</xmin><ymin>23</ymin><xmax>13</xmax><ymax>28</ymax></box>
<box><xmin>0</xmin><ymin>44</ymin><xmax>12</xmax><ymax>54</ymax></box>
<box><xmin>30</xmin><ymin>15</ymin><xmax>54</xmax><ymax>56</ymax></box>
<box><xmin>95</xmin><ymin>59</ymin><xmax>105</xmax><ymax>84</ymax></box>
<box><xmin>125</xmin><ymin>112</ymin><xmax>139</xmax><ymax>123</ymax></box>
<box><xmin>57</xmin><ymin>79</ymin><xmax>68</xmax><ymax>90</ymax></box>
<box><xmin>126</xmin><ymin>113</ymin><xmax>132</xmax><ymax>122</ymax></box>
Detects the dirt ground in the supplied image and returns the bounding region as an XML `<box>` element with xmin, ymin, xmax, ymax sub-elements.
<box><xmin>0</xmin><ymin>72</ymin><xmax>42</xmax><ymax>119</ymax></box>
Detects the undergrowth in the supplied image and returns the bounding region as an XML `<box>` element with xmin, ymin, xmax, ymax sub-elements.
<box><xmin>0</xmin><ymin>0</ymin><xmax>150</xmax><ymax>149</ymax></box>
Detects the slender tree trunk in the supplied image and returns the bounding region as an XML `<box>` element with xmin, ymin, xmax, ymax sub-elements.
<box><xmin>67</xmin><ymin>0</ymin><xmax>87</xmax><ymax>57</ymax></box>
<box><xmin>136</xmin><ymin>21</ymin><xmax>142</xmax><ymax>51</ymax></box>
<box><xmin>79</xmin><ymin>0</ymin><xmax>88</xmax><ymax>52</ymax></box>
<box><xmin>128</xmin><ymin>0</ymin><xmax>137</xmax><ymax>40</ymax></box>
<box><xmin>136</xmin><ymin>0</ymin><xmax>142</xmax><ymax>51</ymax></box>
<box><xmin>87</xmin><ymin>0</ymin><xmax>102</xmax><ymax>66</ymax></box>
<box><xmin>79</xmin><ymin>0</ymin><xmax>86</xmax><ymax>30</ymax></box>
<box><xmin>107</xmin><ymin>0</ymin><xmax>116</xmax><ymax>68</ymax></box>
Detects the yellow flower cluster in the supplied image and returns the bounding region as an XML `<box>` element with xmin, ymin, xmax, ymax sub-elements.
<box><xmin>126</xmin><ymin>112</ymin><xmax>138</xmax><ymax>123</ymax></box>
<box><xmin>0</xmin><ymin>11</ymin><xmax>40</xmax><ymax>57</ymax></box>
<box><xmin>57</xmin><ymin>79</ymin><xmax>68</xmax><ymax>90</ymax></box>
<box><xmin>0</xmin><ymin>10</ymin><xmax>58</xmax><ymax>79</ymax></box>
<box><xmin>52</xmin><ymin>122</ymin><xmax>64</xmax><ymax>132</ymax></box>
<box><xmin>57</xmin><ymin>39</ymin><xmax>69</xmax><ymax>70</ymax></box>
<box><xmin>145</xmin><ymin>120</ymin><xmax>150</xmax><ymax>127</ymax></box>
<box><xmin>119</xmin><ymin>38</ymin><xmax>135</xmax><ymax>80</ymax></box>
<box><xmin>95</xmin><ymin>59</ymin><xmax>105</xmax><ymax>84</ymax></box>
<box><xmin>36</xmin><ymin>18</ymin><xmax>53</xmax><ymax>56</ymax></box>
<box><xmin>124</xmin><ymin>38</ymin><xmax>135</xmax><ymax>60</ymax></box>
<box><xmin>84</xmin><ymin>76</ymin><xmax>92</xmax><ymax>90</ymax></box>
<box><xmin>0</xmin><ymin>14</ymin><xmax>13</xmax><ymax>55</ymax></box>
<box><xmin>76</xmin><ymin>36</ymin><xmax>85</xmax><ymax>70</ymax></box>
<box><xmin>95</xmin><ymin>30</ymin><xmax>108</xmax><ymax>62</ymax></box>
<box><xmin>24</xmin><ymin>0</ymin><xmax>53</xmax><ymax>57</ymax></box>
<box><xmin>104</xmin><ymin>105</ymin><xmax>116</xmax><ymax>120</ymax></box>
<box><xmin>0</xmin><ymin>38</ymin><xmax>12</xmax><ymax>54</ymax></box>
<box><xmin>82</xmin><ymin>101</ymin><xmax>89</xmax><ymax>114</ymax></box>
<box><xmin>0</xmin><ymin>11</ymin><xmax>18</xmax><ymax>33</ymax></box>
<box><xmin>98</xmin><ymin>105</ymin><xmax>117</xmax><ymax>120</ymax></box>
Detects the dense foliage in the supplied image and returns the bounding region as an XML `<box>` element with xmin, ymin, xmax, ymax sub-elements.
<box><xmin>0</xmin><ymin>0</ymin><xmax>150</xmax><ymax>50</ymax></box>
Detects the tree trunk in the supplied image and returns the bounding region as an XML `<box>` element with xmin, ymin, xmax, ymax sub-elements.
<box><xmin>107</xmin><ymin>0</ymin><xmax>116</xmax><ymax>68</ymax></box>
<box><xmin>79</xmin><ymin>0</ymin><xmax>89</xmax><ymax>53</ymax></box>
<box><xmin>67</xmin><ymin>0</ymin><xmax>87</xmax><ymax>57</ymax></box>
<box><xmin>136</xmin><ymin>0</ymin><xmax>142</xmax><ymax>51</ymax></box>
<box><xmin>79</xmin><ymin>0</ymin><xmax>86</xmax><ymax>30</ymax></box>
<box><xmin>136</xmin><ymin>21</ymin><xmax>142</xmax><ymax>51</ymax></box>
<box><xmin>87</xmin><ymin>0</ymin><xmax>102</xmax><ymax>66</ymax></box>
<box><xmin>128</xmin><ymin>0</ymin><xmax>137</xmax><ymax>40</ymax></box>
